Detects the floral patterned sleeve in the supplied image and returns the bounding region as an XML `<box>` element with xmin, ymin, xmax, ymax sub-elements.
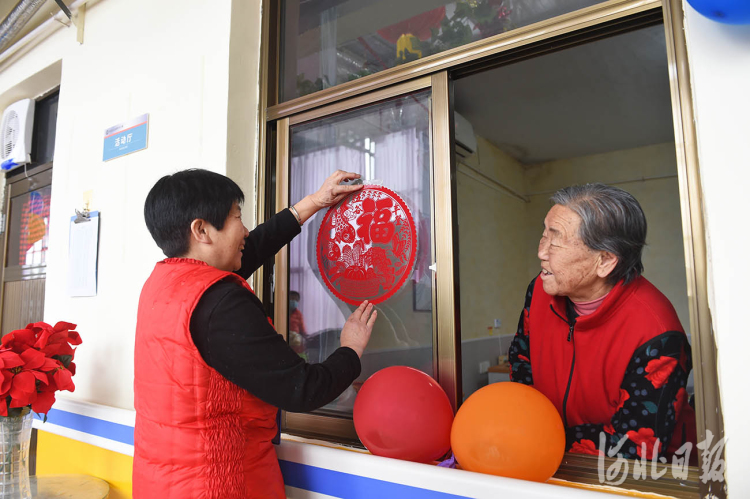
<box><xmin>566</xmin><ymin>331</ymin><xmax>692</xmax><ymax>459</ymax></box>
<box><xmin>509</xmin><ymin>277</ymin><xmax>536</xmax><ymax>386</ymax></box>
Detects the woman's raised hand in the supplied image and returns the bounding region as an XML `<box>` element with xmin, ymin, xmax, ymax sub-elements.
<box><xmin>339</xmin><ymin>300</ymin><xmax>377</xmax><ymax>358</ymax></box>
<box><xmin>291</xmin><ymin>171</ymin><xmax>363</xmax><ymax>224</ymax></box>
<box><xmin>311</xmin><ymin>170</ymin><xmax>363</xmax><ymax>208</ymax></box>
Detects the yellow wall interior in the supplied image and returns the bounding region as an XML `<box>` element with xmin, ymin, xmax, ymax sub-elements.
<box><xmin>36</xmin><ymin>431</ymin><xmax>132</xmax><ymax>499</ymax></box>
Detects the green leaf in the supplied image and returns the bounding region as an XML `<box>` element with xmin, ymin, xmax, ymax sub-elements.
<box><xmin>53</xmin><ymin>354</ymin><xmax>73</xmax><ymax>368</ymax></box>
<box><xmin>642</xmin><ymin>401</ymin><xmax>658</xmax><ymax>413</ymax></box>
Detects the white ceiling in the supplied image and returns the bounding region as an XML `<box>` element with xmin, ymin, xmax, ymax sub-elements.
<box><xmin>454</xmin><ymin>24</ymin><xmax>675</xmax><ymax>165</ymax></box>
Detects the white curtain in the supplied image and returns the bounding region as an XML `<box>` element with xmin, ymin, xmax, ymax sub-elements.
<box><xmin>289</xmin><ymin>128</ymin><xmax>429</xmax><ymax>336</ymax></box>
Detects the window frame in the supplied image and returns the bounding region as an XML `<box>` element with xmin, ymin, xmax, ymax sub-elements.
<box><xmin>273</xmin><ymin>74</ymin><xmax>461</xmax><ymax>441</ymax></box>
<box><xmin>254</xmin><ymin>0</ymin><xmax>723</xmax><ymax>497</ymax></box>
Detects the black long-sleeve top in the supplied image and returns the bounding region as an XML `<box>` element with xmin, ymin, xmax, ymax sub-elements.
<box><xmin>189</xmin><ymin>209</ymin><xmax>361</xmax><ymax>413</ymax></box>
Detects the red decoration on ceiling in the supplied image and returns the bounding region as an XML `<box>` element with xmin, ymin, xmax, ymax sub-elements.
<box><xmin>376</xmin><ymin>7</ymin><xmax>446</xmax><ymax>43</ymax></box>
<box><xmin>317</xmin><ymin>185</ymin><xmax>417</xmax><ymax>306</ymax></box>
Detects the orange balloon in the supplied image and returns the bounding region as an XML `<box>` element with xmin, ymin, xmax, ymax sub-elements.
<box><xmin>451</xmin><ymin>382</ymin><xmax>565</xmax><ymax>482</ymax></box>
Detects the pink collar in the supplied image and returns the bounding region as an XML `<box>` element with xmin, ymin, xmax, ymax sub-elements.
<box><xmin>572</xmin><ymin>292</ymin><xmax>610</xmax><ymax>317</ymax></box>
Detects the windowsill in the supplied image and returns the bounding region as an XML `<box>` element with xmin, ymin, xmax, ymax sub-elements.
<box><xmin>277</xmin><ymin>433</ymin><xmax>628</xmax><ymax>498</ymax></box>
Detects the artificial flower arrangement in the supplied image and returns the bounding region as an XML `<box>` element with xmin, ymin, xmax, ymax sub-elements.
<box><xmin>0</xmin><ymin>322</ymin><xmax>81</xmax><ymax>418</ymax></box>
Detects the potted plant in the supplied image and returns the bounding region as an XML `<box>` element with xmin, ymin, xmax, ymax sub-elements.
<box><xmin>0</xmin><ymin>322</ymin><xmax>80</xmax><ymax>498</ymax></box>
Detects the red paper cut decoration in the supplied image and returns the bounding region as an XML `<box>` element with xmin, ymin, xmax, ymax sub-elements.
<box><xmin>317</xmin><ymin>185</ymin><xmax>417</xmax><ymax>306</ymax></box>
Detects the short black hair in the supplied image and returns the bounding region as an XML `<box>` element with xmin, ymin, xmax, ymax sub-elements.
<box><xmin>144</xmin><ymin>169</ymin><xmax>244</xmax><ymax>257</ymax></box>
<box><xmin>290</xmin><ymin>291</ymin><xmax>301</xmax><ymax>300</ymax></box>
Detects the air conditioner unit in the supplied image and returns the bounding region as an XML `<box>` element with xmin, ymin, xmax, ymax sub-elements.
<box><xmin>454</xmin><ymin>111</ymin><xmax>476</xmax><ymax>158</ymax></box>
<box><xmin>1</xmin><ymin>98</ymin><xmax>35</xmax><ymax>172</ymax></box>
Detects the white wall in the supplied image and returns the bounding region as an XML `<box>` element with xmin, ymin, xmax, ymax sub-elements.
<box><xmin>684</xmin><ymin>5</ymin><xmax>750</xmax><ymax>496</ymax></box>
<box><xmin>0</xmin><ymin>0</ymin><xmax>262</xmax><ymax>410</ymax></box>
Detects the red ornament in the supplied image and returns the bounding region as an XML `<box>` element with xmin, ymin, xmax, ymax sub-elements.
<box><xmin>317</xmin><ymin>185</ymin><xmax>417</xmax><ymax>306</ymax></box>
<box><xmin>353</xmin><ymin>366</ymin><xmax>453</xmax><ymax>463</ymax></box>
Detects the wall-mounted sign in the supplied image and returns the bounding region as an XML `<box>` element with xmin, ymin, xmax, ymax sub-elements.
<box><xmin>103</xmin><ymin>114</ymin><xmax>149</xmax><ymax>161</ymax></box>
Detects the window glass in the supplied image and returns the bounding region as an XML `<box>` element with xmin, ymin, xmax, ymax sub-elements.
<box><xmin>6</xmin><ymin>186</ymin><xmax>52</xmax><ymax>269</ymax></box>
<box><xmin>288</xmin><ymin>90</ymin><xmax>433</xmax><ymax>416</ymax></box>
<box><xmin>454</xmin><ymin>23</ymin><xmax>698</xmax><ymax>475</ymax></box>
<box><xmin>280</xmin><ymin>0</ymin><xmax>606</xmax><ymax>101</ymax></box>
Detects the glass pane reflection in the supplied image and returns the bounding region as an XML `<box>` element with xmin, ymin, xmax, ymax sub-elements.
<box><xmin>6</xmin><ymin>186</ymin><xmax>52</xmax><ymax>269</ymax></box>
<box><xmin>280</xmin><ymin>0</ymin><xmax>606</xmax><ymax>101</ymax></box>
<box><xmin>288</xmin><ymin>90</ymin><xmax>433</xmax><ymax>416</ymax></box>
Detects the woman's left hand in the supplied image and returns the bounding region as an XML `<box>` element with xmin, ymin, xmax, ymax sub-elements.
<box><xmin>310</xmin><ymin>170</ymin><xmax>363</xmax><ymax>208</ymax></box>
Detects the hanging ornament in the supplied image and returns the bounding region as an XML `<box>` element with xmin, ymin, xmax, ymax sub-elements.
<box><xmin>686</xmin><ymin>0</ymin><xmax>750</xmax><ymax>24</ymax></box>
<box><xmin>377</xmin><ymin>7</ymin><xmax>446</xmax><ymax>63</ymax></box>
<box><xmin>396</xmin><ymin>34</ymin><xmax>422</xmax><ymax>61</ymax></box>
<box><xmin>317</xmin><ymin>185</ymin><xmax>417</xmax><ymax>306</ymax></box>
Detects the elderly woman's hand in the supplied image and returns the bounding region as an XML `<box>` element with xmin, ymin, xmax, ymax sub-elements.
<box><xmin>291</xmin><ymin>170</ymin><xmax>364</xmax><ymax>224</ymax></box>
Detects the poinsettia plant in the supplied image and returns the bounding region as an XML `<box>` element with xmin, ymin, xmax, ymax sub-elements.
<box><xmin>0</xmin><ymin>321</ymin><xmax>81</xmax><ymax>417</ymax></box>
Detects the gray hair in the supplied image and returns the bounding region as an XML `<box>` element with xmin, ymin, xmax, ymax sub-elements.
<box><xmin>550</xmin><ymin>183</ymin><xmax>647</xmax><ymax>285</ymax></box>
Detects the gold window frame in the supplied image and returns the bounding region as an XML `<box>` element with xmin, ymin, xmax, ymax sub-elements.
<box><xmin>273</xmin><ymin>74</ymin><xmax>460</xmax><ymax>442</ymax></box>
<box><xmin>254</xmin><ymin>0</ymin><xmax>722</xmax><ymax>497</ymax></box>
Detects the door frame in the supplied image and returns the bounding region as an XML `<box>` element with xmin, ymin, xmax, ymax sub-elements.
<box><xmin>0</xmin><ymin>163</ymin><xmax>53</xmax><ymax>335</ymax></box>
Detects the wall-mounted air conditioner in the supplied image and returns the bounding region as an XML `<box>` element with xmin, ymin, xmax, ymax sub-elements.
<box><xmin>1</xmin><ymin>98</ymin><xmax>35</xmax><ymax>172</ymax></box>
<box><xmin>454</xmin><ymin>111</ymin><xmax>477</xmax><ymax>158</ymax></box>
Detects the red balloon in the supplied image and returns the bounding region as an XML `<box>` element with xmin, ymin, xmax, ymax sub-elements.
<box><xmin>353</xmin><ymin>366</ymin><xmax>453</xmax><ymax>463</ymax></box>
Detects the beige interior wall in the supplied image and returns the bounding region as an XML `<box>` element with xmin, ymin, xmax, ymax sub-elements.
<box><xmin>524</xmin><ymin>142</ymin><xmax>690</xmax><ymax>335</ymax></box>
<box><xmin>457</xmin><ymin>135</ymin><xmax>528</xmax><ymax>341</ymax></box>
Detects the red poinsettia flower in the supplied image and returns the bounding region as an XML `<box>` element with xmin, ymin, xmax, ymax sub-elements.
<box><xmin>31</xmin><ymin>321</ymin><xmax>81</xmax><ymax>358</ymax></box>
<box><xmin>0</xmin><ymin>321</ymin><xmax>80</xmax><ymax>417</ymax></box>
<box><xmin>645</xmin><ymin>356</ymin><xmax>678</xmax><ymax>389</ymax></box>
<box><xmin>1</xmin><ymin>328</ymin><xmax>38</xmax><ymax>354</ymax></box>
<box><xmin>570</xmin><ymin>439</ymin><xmax>602</xmax><ymax>456</ymax></box>
<box><xmin>604</xmin><ymin>422</ymin><xmax>615</xmax><ymax>435</ymax></box>
<box><xmin>8</xmin><ymin>349</ymin><xmax>60</xmax><ymax>407</ymax></box>
<box><xmin>626</xmin><ymin>428</ymin><xmax>659</xmax><ymax>459</ymax></box>
<box><xmin>0</xmin><ymin>349</ymin><xmax>23</xmax><ymax>371</ymax></box>
<box><xmin>615</xmin><ymin>388</ymin><xmax>630</xmax><ymax>412</ymax></box>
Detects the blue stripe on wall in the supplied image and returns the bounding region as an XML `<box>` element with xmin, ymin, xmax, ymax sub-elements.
<box><xmin>34</xmin><ymin>411</ymin><xmax>469</xmax><ymax>498</ymax></box>
<box><xmin>37</xmin><ymin>409</ymin><xmax>135</xmax><ymax>446</ymax></box>
<box><xmin>280</xmin><ymin>460</ymin><xmax>471</xmax><ymax>499</ymax></box>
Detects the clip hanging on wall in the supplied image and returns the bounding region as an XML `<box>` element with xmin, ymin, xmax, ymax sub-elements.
<box><xmin>74</xmin><ymin>190</ymin><xmax>94</xmax><ymax>224</ymax></box>
<box><xmin>74</xmin><ymin>208</ymin><xmax>90</xmax><ymax>224</ymax></box>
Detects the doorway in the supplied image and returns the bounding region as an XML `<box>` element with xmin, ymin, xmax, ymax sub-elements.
<box><xmin>0</xmin><ymin>90</ymin><xmax>58</xmax><ymax>336</ymax></box>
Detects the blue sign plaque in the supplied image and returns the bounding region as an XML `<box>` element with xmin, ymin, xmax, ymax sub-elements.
<box><xmin>103</xmin><ymin>114</ymin><xmax>149</xmax><ymax>161</ymax></box>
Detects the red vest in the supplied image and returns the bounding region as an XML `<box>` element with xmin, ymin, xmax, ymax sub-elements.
<box><xmin>133</xmin><ymin>258</ymin><xmax>285</xmax><ymax>499</ymax></box>
<box><xmin>529</xmin><ymin>276</ymin><xmax>688</xmax><ymax>428</ymax></box>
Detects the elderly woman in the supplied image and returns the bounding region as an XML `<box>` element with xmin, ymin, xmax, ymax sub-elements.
<box><xmin>509</xmin><ymin>183</ymin><xmax>694</xmax><ymax>460</ymax></box>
